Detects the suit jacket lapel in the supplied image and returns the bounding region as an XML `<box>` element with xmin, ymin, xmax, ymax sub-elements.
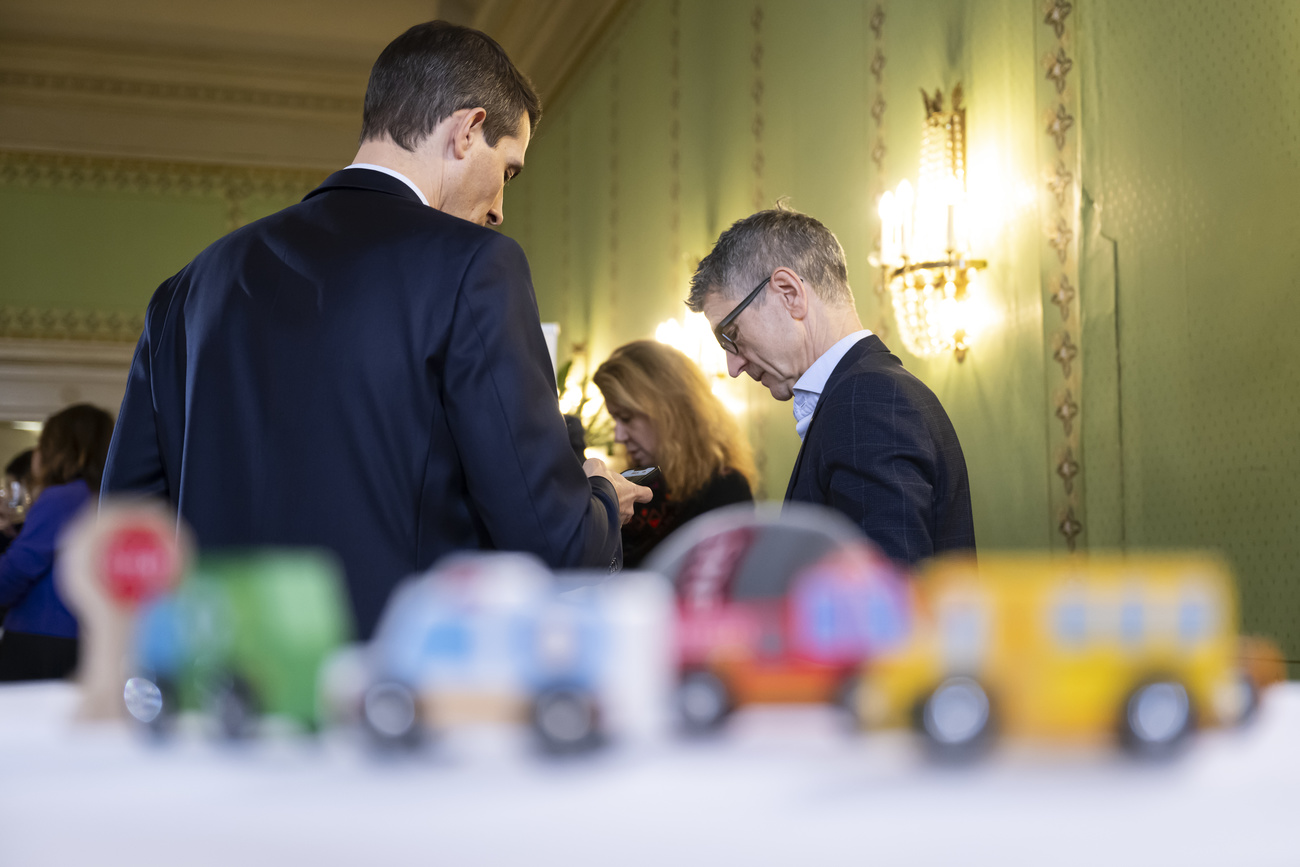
<box><xmin>782</xmin><ymin>335</ymin><xmax>886</xmax><ymax>500</ymax></box>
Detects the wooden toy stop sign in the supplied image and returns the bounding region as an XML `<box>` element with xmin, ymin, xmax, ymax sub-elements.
<box><xmin>99</xmin><ymin>525</ymin><xmax>181</xmax><ymax>606</ymax></box>
<box><xmin>56</xmin><ymin>499</ymin><xmax>194</xmax><ymax>719</ymax></box>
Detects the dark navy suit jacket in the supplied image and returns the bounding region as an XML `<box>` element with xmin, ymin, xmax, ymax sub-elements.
<box><xmin>102</xmin><ymin>168</ymin><xmax>621</xmax><ymax>638</ymax></box>
<box><xmin>784</xmin><ymin>335</ymin><xmax>976</xmax><ymax>564</ymax></box>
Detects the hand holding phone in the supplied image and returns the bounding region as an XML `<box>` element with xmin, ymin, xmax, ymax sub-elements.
<box><xmin>620</xmin><ymin>466</ymin><xmax>661</xmax><ymax>486</ymax></box>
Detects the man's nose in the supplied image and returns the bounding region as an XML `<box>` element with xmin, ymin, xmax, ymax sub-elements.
<box><xmin>727</xmin><ymin>353</ymin><xmax>746</xmax><ymax>378</ymax></box>
<box><xmin>486</xmin><ymin>190</ymin><xmax>505</xmax><ymax>226</ymax></box>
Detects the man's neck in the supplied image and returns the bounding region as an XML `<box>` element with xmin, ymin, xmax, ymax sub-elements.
<box><xmin>352</xmin><ymin>137</ymin><xmax>444</xmax><ymax>209</ymax></box>
<box><xmin>806</xmin><ymin>304</ymin><xmax>866</xmax><ymax>362</ymax></box>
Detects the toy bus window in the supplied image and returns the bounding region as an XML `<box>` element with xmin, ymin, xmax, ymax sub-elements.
<box><xmin>1119</xmin><ymin>598</ymin><xmax>1144</xmax><ymax>645</ymax></box>
<box><xmin>1177</xmin><ymin>596</ymin><xmax>1213</xmax><ymax>643</ymax></box>
<box><xmin>939</xmin><ymin>602</ymin><xmax>987</xmax><ymax>668</ymax></box>
<box><xmin>1054</xmin><ymin>600</ymin><xmax>1087</xmax><ymax>646</ymax></box>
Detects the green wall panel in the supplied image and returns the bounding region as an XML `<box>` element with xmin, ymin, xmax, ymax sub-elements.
<box><xmin>0</xmin><ymin>154</ymin><xmax>321</xmax><ymax>336</ymax></box>
<box><xmin>1082</xmin><ymin>0</ymin><xmax>1300</xmax><ymax>666</ymax></box>
<box><xmin>0</xmin><ymin>187</ymin><xmax>226</xmax><ymax>310</ymax></box>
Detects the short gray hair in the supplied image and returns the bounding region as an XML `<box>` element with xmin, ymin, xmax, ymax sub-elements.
<box><xmin>687</xmin><ymin>206</ymin><xmax>853</xmax><ymax>312</ymax></box>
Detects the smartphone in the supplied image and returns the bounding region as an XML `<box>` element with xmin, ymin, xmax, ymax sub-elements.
<box><xmin>621</xmin><ymin>466</ymin><xmax>661</xmax><ymax>486</ymax></box>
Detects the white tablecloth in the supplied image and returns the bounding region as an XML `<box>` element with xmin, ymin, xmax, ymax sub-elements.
<box><xmin>1</xmin><ymin>681</ymin><xmax>1296</xmax><ymax>866</ymax></box>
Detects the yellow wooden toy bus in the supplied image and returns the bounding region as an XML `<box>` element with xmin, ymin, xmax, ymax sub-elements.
<box><xmin>856</xmin><ymin>553</ymin><xmax>1259</xmax><ymax>757</ymax></box>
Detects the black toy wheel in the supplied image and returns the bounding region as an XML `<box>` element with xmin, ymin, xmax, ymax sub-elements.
<box><xmin>1119</xmin><ymin>680</ymin><xmax>1195</xmax><ymax>757</ymax></box>
<box><xmin>835</xmin><ymin>671</ymin><xmax>864</xmax><ymax>728</ymax></box>
<box><xmin>361</xmin><ymin>681</ymin><xmax>423</xmax><ymax>748</ymax></box>
<box><xmin>530</xmin><ymin>687</ymin><xmax>602</xmax><ymax>753</ymax></box>
<box><xmin>676</xmin><ymin>669</ymin><xmax>733</xmax><ymax>733</ymax></box>
<box><xmin>210</xmin><ymin>675</ymin><xmax>259</xmax><ymax>740</ymax></box>
<box><xmin>917</xmin><ymin>677</ymin><xmax>994</xmax><ymax>758</ymax></box>
<box><xmin>1229</xmin><ymin>670</ymin><xmax>1261</xmax><ymax>727</ymax></box>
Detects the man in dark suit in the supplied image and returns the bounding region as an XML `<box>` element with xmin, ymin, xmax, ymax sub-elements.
<box><xmin>102</xmin><ymin>21</ymin><xmax>651</xmax><ymax>638</ymax></box>
<box><xmin>687</xmin><ymin>206</ymin><xmax>975</xmax><ymax>564</ymax></box>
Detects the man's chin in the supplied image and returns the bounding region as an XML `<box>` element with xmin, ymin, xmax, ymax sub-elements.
<box><xmin>765</xmin><ymin>383</ymin><xmax>794</xmax><ymax>401</ymax></box>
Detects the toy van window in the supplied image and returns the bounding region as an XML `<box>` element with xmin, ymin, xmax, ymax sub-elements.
<box><xmin>730</xmin><ymin>529</ymin><xmax>839</xmax><ymax>600</ymax></box>
<box><xmin>421</xmin><ymin>620</ymin><xmax>473</xmax><ymax>659</ymax></box>
<box><xmin>1054</xmin><ymin>600</ymin><xmax>1087</xmax><ymax>646</ymax></box>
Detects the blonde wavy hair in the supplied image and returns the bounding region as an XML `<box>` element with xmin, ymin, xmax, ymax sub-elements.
<box><xmin>593</xmin><ymin>340</ymin><xmax>755</xmax><ymax>500</ymax></box>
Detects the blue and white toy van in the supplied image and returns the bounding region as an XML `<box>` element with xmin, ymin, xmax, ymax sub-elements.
<box><xmin>355</xmin><ymin>552</ymin><xmax>672</xmax><ymax>753</ymax></box>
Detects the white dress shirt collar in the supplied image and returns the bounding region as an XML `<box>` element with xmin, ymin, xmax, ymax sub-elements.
<box><xmin>344</xmin><ymin>163</ymin><xmax>429</xmax><ymax>207</ymax></box>
<box><xmin>792</xmin><ymin>330</ymin><xmax>872</xmax><ymax>440</ymax></box>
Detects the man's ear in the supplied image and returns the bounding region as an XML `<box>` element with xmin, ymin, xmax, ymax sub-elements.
<box><xmin>769</xmin><ymin>267</ymin><xmax>809</xmax><ymax>320</ymax></box>
<box><xmin>450</xmin><ymin>107</ymin><xmax>489</xmax><ymax>160</ymax></box>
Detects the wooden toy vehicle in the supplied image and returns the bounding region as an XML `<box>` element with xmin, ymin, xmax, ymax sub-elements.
<box><xmin>646</xmin><ymin>504</ymin><xmax>913</xmax><ymax>732</ymax></box>
<box><xmin>354</xmin><ymin>553</ymin><xmax>672</xmax><ymax>753</ymax></box>
<box><xmin>855</xmin><ymin>553</ymin><xmax>1261</xmax><ymax>758</ymax></box>
<box><xmin>124</xmin><ymin>550</ymin><xmax>352</xmax><ymax>737</ymax></box>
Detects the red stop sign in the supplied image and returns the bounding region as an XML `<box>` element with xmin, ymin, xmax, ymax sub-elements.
<box><xmin>99</xmin><ymin>526</ymin><xmax>178</xmax><ymax>604</ymax></box>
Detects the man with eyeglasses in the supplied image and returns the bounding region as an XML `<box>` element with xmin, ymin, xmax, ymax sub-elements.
<box><xmin>689</xmin><ymin>206</ymin><xmax>975</xmax><ymax>564</ymax></box>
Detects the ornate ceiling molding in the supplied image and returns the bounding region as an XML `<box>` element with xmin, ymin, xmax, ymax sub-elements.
<box><xmin>0</xmin><ymin>1</ymin><xmax>629</xmax><ymax>166</ymax></box>
<box><xmin>0</xmin><ymin>33</ymin><xmax>364</xmax><ymax>168</ymax></box>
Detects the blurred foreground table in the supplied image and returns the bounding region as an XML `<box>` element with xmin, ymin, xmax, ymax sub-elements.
<box><xmin>1</xmin><ymin>681</ymin><xmax>1296</xmax><ymax>866</ymax></box>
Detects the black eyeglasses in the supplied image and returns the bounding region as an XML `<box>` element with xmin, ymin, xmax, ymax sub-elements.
<box><xmin>713</xmin><ymin>276</ymin><xmax>770</xmax><ymax>355</ymax></box>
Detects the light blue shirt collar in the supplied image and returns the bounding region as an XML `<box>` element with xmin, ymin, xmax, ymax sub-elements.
<box><xmin>344</xmin><ymin>163</ymin><xmax>430</xmax><ymax>207</ymax></box>
<box><xmin>792</xmin><ymin>330</ymin><xmax>872</xmax><ymax>440</ymax></box>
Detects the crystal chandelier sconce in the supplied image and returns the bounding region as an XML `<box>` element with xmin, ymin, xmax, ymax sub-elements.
<box><xmin>874</xmin><ymin>85</ymin><xmax>988</xmax><ymax>362</ymax></box>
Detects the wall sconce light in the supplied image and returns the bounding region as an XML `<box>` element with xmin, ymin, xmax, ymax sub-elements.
<box><xmin>873</xmin><ymin>84</ymin><xmax>989</xmax><ymax>362</ymax></box>
<box><xmin>655</xmin><ymin>312</ymin><xmax>747</xmax><ymax>416</ymax></box>
<box><xmin>654</xmin><ymin>312</ymin><xmax>729</xmax><ymax>381</ymax></box>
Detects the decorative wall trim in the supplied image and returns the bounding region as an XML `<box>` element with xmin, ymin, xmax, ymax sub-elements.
<box><xmin>868</xmin><ymin>4</ymin><xmax>890</xmax><ymax>339</ymax></box>
<box><xmin>669</xmin><ymin>0</ymin><xmax>683</xmax><ymax>288</ymax></box>
<box><xmin>0</xmin><ymin>149</ymin><xmax>323</xmax><ymax>200</ymax></box>
<box><xmin>561</xmin><ymin>118</ymin><xmax>574</xmax><ymax>344</ymax></box>
<box><xmin>608</xmin><ymin>46</ymin><xmax>621</xmax><ymax>332</ymax></box>
<box><xmin>1037</xmin><ymin>0</ymin><xmax>1084</xmax><ymax>551</ymax></box>
<box><xmin>748</xmin><ymin>3</ymin><xmax>768</xmax><ymax>493</ymax></box>
<box><xmin>0</xmin><ymin>307</ymin><xmax>144</xmax><ymax>344</ymax></box>
<box><xmin>0</xmin><ymin>69</ymin><xmax>359</xmax><ymax>118</ymax></box>
<box><xmin>750</xmin><ymin>5</ymin><xmax>766</xmax><ymax>212</ymax></box>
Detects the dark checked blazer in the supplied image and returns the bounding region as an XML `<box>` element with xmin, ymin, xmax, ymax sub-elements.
<box><xmin>784</xmin><ymin>335</ymin><xmax>976</xmax><ymax>564</ymax></box>
<box><xmin>102</xmin><ymin>168</ymin><xmax>621</xmax><ymax>639</ymax></box>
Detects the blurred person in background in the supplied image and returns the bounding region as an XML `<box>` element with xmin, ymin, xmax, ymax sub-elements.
<box><xmin>593</xmin><ymin>340</ymin><xmax>755</xmax><ymax>567</ymax></box>
<box><xmin>0</xmin><ymin>404</ymin><xmax>113</xmax><ymax>681</ymax></box>
<box><xmin>0</xmin><ymin>449</ymin><xmax>35</xmax><ymax>556</ymax></box>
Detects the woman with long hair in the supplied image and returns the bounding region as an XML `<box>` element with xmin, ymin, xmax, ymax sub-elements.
<box><xmin>0</xmin><ymin>403</ymin><xmax>114</xmax><ymax>680</ymax></box>
<box><xmin>593</xmin><ymin>340</ymin><xmax>755</xmax><ymax>567</ymax></box>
